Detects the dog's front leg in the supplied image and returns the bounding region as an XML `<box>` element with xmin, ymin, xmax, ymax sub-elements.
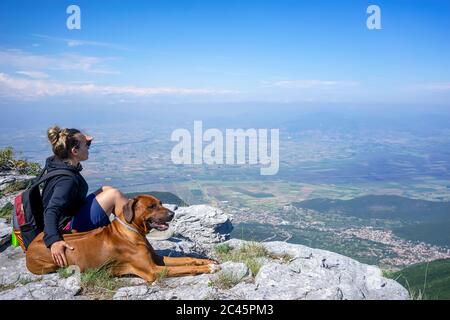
<box><xmin>153</xmin><ymin>264</ymin><xmax>220</xmax><ymax>278</ymax></box>
<box><xmin>159</xmin><ymin>256</ymin><xmax>217</xmax><ymax>267</ymax></box>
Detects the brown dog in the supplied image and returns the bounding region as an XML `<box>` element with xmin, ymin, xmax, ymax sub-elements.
<box><xmin>26</xmin><ymin>195</ymin><xmax>219</xmax><ymax>282</ymax></box>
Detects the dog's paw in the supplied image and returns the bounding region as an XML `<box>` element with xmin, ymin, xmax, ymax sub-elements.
<box><xmin>209</xmin><ymin>263</ymin><xmax>221</xmax><ymax>273</ymax></box>
<box><xmin>206</xmin><ymin>258</ymin><xmax>220</xmax><ymax>265</ymax></box>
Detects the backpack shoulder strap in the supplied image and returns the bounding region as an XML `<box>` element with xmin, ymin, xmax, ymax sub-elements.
<box><xmin>31</xmin><ymin>169</ymin><xmax>78</xmax><ymax>188</ymax></box>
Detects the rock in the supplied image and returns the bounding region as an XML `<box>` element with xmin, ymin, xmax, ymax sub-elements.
<box><xmin>60</xmin><ymin>274</ymin><xmax>82</xmax><ymax>296</ymax></box>
<box><xmin>0</xmin><ymin>273</ymin><xmax>81</xmax><ymax>300</ymax></box>
<box><xmin>148</xmin><ymin>204</ymin><xmax>233</xmax><ymax>257</ymax></box>
<box><xmin>0</xmin><ymin>246</ymin><xmax>41</xmax><ymax>287</ymax></box>
<box><xmin>163</xmin><ymin>204</ymin><xmax>178</xmax><ymax>212</ymax></box>
<box><xmin>0</xmin><ymin>246</ymin><xmax>82</xmax><ymax>300</ymax></box>
<box><xmin>114</xmin><ymin>274</ymin><xmax>217</xmax><ymax>300</ymax></box>
<box><xmin>218</xmin><ymin>261</ymin><xmax>250</xmax><ymax>282</ymax></box>
<box><xmin>170</xmin><ymin>204</ymin><xmax>233</xmax><ymax>244</ymax></box>
<box><xmin>0</xmin><ymin>170</ymin><xmax>34</xmax><ymax>208</ymax></box>
<box><xmin>0</xmin><ymin>218</ymin><xmax>11</xmax><ymax>248</ymax></box>
<box><xmin>221</xmin><ymin>240</ymin><xmax>409</xmax><ymax>300</ymax></box>
<box><xmin>114</xmin><ymin>285</ymin><xmax>155</xmax><ymax>300</ymax></box>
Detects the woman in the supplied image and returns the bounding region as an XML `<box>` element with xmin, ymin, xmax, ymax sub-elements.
<box><xmin>42</xmin><ymin>126</ymin><xmax>130</xmax><ymax>268</ymax></box>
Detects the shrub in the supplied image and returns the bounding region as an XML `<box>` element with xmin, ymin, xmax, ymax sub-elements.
<box><xmin>0</xmin><ymin>147</ymin><xmax>14</xmax><ymax>170</ymax></box>
<box><xmin>0</xmin><ymin>147</ymin><xmax>42</xmax><ymax>176</ymax></box>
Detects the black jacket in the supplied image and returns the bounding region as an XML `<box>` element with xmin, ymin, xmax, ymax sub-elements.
<box><xmin>41</xmin><ymin>156</ymin><xmax>89</xmax><ymax>248</ymax></box>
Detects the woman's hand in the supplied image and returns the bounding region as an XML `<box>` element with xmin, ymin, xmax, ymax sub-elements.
<box><xmin>50</xmin><ymin>240</ymin><xmax>74</xmax><ymax>267</ymax></box>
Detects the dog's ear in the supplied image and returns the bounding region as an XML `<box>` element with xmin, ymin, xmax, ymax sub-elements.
<box><xmin>123</xmin><ymin>198</ymin><xmax>138</xmax><ymax>223</ymax></box>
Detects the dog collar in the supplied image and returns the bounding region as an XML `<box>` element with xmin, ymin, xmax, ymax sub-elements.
<box><xmin>113</xmin><ymin>216</ymin><xmax>141</xmax><ymax>235</ymax></box>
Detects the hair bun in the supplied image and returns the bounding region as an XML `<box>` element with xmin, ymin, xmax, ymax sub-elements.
<box><xmin>47</xmin><ymin>125</ymin><xmax>62</xmax><ymax>147</ymax></box>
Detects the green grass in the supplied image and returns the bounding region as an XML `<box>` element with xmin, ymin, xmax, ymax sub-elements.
<box><xmin>58</xmin><ymin>267</ymin><xmax>75</xmax><ymax>279</ymax></box>
<box><xmin>0</xmin><ymin>203</ymin><xmax>13</xmax><ymax>220</ymax></box>
<box><xmin>0</xmin><ymin>283</ymin><xmax>15</xmax><ymax>292</ymax></box>
<box><xmin>155</xmin><ymin>268</ymin><xmax>169</xmax><ymax>285</ymax></box>
<box><xmin>385</xmin><ymin>259</ymin><xmax>450</xmax><ymax>300</ymax></box>
<box><xmin>2</xmin><ymin>180</ymin><xmax>29</xmax><ymax>195</ymax></box>
<box><xmin>80</xmin><ymin>262</ymin><xmax>122</xmax><ymax>299</ymax></box>
<box><xmin>214</xmin><ymin>242</ymin><xmax>294</xmax><ymax>277</ymax></box>
<box><xmin>208</xmin><ymin>271</ymin><xmax>242</xmax><ymax>289</ymax></box>
<box><xmin>214</xmin><ymin>243</ymin><xmax>232</xmax><ymax>255</ymax></box>
<box><xmin>214</xmin><ymin>242</ymin><xmax>269</xmax><ymax>276</ymax></box>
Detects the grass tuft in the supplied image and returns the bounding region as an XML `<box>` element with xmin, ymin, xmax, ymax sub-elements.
<box><xmin>214</xmin><ymin>242</ymin><xmax>269</xmax><ymax>277</ymax></box>
<box><xmin>0</xmin><ymin>283</ymin><xmax>16</xmax><ymax>292</ymax></box>
<box><xmin>155</xmin><ymin>268</ymin><xmax>169</xmax><ymax>286</ymax></box>
<box><xmin>214</xmin><ymin>243</ymin><xmax>232</xmax><ymax>255</ymax></box>
<box><xmin>80</xmin><ymin>261</ymin><xmax>122</xmax><ymax>299</ymax></box>
<box><xmin>58</xmin><ymin>267</ymin><xmax>75</xmax><ymax>279</ymax></box>
<box><xmin>208</xmin><ymin>271</ymin><xmax>242</xmax><ymax>289</ymax></box>
<box><xmin>0</xmin><ymin>203</ymin><xmax>13</xmax><ymax>220</ymax></box>
<box><xmin>2</xmin><ymin>180</ymin><xmax>29</xmax><ymax>195</ymax></box>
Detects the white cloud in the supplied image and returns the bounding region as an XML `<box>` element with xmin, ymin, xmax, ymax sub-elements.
<box><xmin>0</xmin><ymin>73</ymin><xmax>238</xmax><ymax>100</ymax></box>
<box><xmin>0</xmin><ymin>48</ymin><xmax>120</xmax><ymax>75</ymax></box>
<box><xmin>32</xmin><ymin>34</ymin><xmax>130</xmax><ymax>51</ymax></box>
<box><xmin>419</xmin><ymin>83</ymin><xmax>450</xmax><ymax>92</ymax></box>
<box><xmin>15</xmin><ymin>70</ymin><xmax>50</xmax><ymax>79</ymax></box>
<box><xmin>265</xmin><ymin>79</ymin><xmax>359</xmax><ymax>89</ymax></box>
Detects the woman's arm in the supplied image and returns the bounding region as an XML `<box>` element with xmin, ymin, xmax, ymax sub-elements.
<box><xmin>43</xmin><ymin>176</ymin><xmax>77</xmax><ymax>248</ymax></box>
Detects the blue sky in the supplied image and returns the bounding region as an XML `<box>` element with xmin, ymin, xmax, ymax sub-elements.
<box><xmin>1</xmin><ymin>0</ymin><xmax>450</xmax><ymax>106</ymax></box>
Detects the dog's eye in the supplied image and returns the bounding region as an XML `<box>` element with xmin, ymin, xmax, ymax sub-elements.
<box><xmin>148</xmin><ymin>204</ymin><xmax>157</xmax><ymax>209</ymax></box>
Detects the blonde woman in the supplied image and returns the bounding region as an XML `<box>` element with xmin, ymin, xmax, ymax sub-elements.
<box><xmin>42</xmin><ymin>126</ymin><xmax>130</xmax><ymax>268</ymax></box>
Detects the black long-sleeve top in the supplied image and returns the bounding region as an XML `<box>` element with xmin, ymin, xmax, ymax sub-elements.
<box><xmin>41</xmin><ymin>156</ymin><xmax>88</xmax><ymax>247</ymax></box>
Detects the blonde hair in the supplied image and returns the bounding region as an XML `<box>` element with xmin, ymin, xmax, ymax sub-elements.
<box><xmin>47</xmin><ymin>126</ymin><xmax>82</xmax><ymax>160</ymax></box>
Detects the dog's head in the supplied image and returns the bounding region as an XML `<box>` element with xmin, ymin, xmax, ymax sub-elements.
<box><xmin>121</xmin><ymin>195</ymin><xmax>175</xmax><ymax>234</ymax></box>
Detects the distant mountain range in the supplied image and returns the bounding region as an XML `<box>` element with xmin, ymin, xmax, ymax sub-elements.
<box><xmin>124</xmin><ymin>191</ymin><xmax>188</xmax><ymax>207</ymax></box>
<box><xmin>293</xmin><ymin>195</ymin><xmax>450</xmax><ymax>222</ymax></box>
<box><xmin>293</xmin><ymin>195</ymin><xmax>450</xmax><ymax>246</ymax></box>
<box><xmin>385</xmin><ymin>258</ymin><xmax>450</xmax><ymax>300</ymax></box>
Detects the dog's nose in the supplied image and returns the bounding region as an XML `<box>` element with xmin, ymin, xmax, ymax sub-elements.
<box><xmin>167</xmin><ymin>210</ymin><xmax>175</xmax><ymax>220</ymax></box>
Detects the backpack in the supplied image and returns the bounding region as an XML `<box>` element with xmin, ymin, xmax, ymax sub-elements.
<box><xmin>12</xmin><ymin>168</ymin><xmax>77</xmax><ymax>251</ymax></box>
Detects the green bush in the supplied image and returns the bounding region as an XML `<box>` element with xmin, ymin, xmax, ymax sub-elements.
<box><xmin>0</xmin><ymin>147</ymin><xmax>14</xmax><ymax>170</ymax></box>
<box><xmin>0</xmin><ymin>147</ymin><xmax>42</xmax><ymax>175</ymax></box>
